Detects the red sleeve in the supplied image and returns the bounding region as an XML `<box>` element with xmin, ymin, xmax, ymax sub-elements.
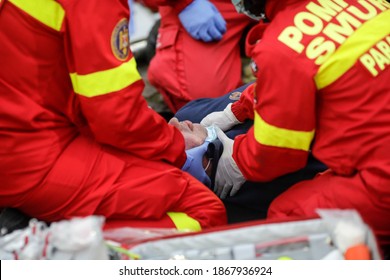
<box><xmin>230</xmin><ymin>21</ymin><xmax>271</xmax><ymax>122</ymax></box>
<box><xmin>231</xmin><ymin>83</ymin><xmax>256</xmax><ymax>122</ymax></box>
<box><xmin>233</xmin><ymin>43</ymin><xmax>315</xmax><ymax>182</ymax></box>
<box><xmin>145</xmin><ymin>0</ymin><xmax>193</xmax><ymax>13</ymax></box>
<box><xmin>245</xmin><ymin>21</ymin><xmax>269</xmax><ymax>57</ymax></box>
<box><xmin>63</xmin><ymin>0</ymin><xmax>186</xmax><ymax>167</ymax></box>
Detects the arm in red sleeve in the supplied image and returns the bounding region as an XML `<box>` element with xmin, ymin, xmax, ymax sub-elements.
<box><xmin>63</xmin><ymin>0</ymin><xmax>185</xmax><ymax>167</ymax></box>
<box><xmin>233</xmin><ymin>128</ymin><xmax>309</xmax><ymax>182</ymax></box>
<box><xmin>230</xmin><ymin>21</ymin><xmax>270</xmax><ymax>122</ymax></box>
<box><xmin>231</xmin><ymin>82</ymin><xmax>256</xmax><ymax>122</ymax></box>
<box><xmin>233</xmin><ymin>43</ymin><xmax>316</xmax><ymax>182</ymax></box>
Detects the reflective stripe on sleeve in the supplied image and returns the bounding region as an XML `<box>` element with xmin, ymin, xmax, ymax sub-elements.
<box><xmin>70</xmin><ymin>57</ymin><xmax>142</xmax><ymax>97</ymax></box>
<box><xmin>167</xmin><ymin>212</ymin><xmax>202</xmax><ymax>232</ymax></box>
<box><xmin>9</xmin><ymin>0</ymin><xmax>65</xmax><ymax>31</ymax></box>
<box><xmin>254</xmin><ymin>111</ymin><xmax>314</xmax><ymax>151</ymax></box>
<box><xmin>315</xmin><ymin>9</ymin><xmax>390</xmax><ymax>90</ymax></box>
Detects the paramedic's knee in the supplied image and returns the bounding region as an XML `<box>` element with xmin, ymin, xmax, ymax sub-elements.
<box><xmin>267</xmin><ymin>184</ymin><xmax>307</xmax><ymax>220</ymax></box>
<box><xmin>178</xmin><ymin>173</ymin><xmax>227</xmax><ymax>228</ymax></box>
<box><xmin>204</xmin><ymin>195</ymin><xmax>227</xmax><ymax>228</ymax></box>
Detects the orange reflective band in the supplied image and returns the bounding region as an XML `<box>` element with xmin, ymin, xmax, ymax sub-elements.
<box><xmin>9</xmin><ymin>0</ymin><xmax>65</xmax><ymax>31</ymax></box>
<box><xmin>70</xmin><ymin>58</ymin><xmax>142</xmax><ymax>97</ymax></box>
<box><xmin>167</xmin><ymin>212</ymin><xmax>202</xmax><ymax>232</ymax></box>
<box><xmin>254</xmin><ymin>111</ymin><xmax>314</xmax><ymax>151</ymax></box>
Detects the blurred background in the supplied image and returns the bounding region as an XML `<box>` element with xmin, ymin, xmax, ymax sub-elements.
<box><xmin>129</xmin><ymin>1</ymin><xmax>256</xmax><ymax>121</ymax></box>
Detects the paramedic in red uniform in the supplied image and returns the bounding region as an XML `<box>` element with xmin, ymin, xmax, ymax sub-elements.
<box><xmin>146</xmin><ymin>0</ymin><xmax>255</xmax><ymax>112</ymax></box>
<box><xmin>201</xmin><ymin>0</ymin><xmax>390</xmax><ymax>254</ymax></box>
<box><xmin>0</xmin><ymin>0</ymin><xmax>226</xmax><ymax>231</ymax></box>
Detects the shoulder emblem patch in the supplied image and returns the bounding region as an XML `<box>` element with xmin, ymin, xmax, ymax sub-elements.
<box><xmin>111</xmin><ymin>18</ymin><xmax>130</xmax><ymax>61</ymax></box>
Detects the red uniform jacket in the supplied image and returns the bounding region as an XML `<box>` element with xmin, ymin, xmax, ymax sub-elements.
<box><xmin>232</xmin><ymin>0</ymin><xmax>390</xmax><ymax>206</ymax></box>
<box><xmin>0</xmin><ymin>0</ymin><xmax>186</xmax><ymax>209</ymax></box>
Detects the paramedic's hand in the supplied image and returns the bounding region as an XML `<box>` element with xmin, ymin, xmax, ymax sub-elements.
<box><xmin>182</xmin><ymin>141</ymin><xmax>211</xmax><ymax>187</ymax></box>
<box><xmin>214</xmin><ymin>127</ymin><xmax>245</xmax><ymax>199</ymax></box>
<box><xmin>179</xmin><ymin>0</ymin><xmax>226</xmax><ymax>42</ymax></box>
<box><xmin>201</xmin><ymin>103</ymin><xmax>242</xmax><ymax>131</ymax></box>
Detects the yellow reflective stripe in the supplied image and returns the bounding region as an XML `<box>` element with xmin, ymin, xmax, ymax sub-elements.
<box><xmin>70</xmin><ymin>58</ymin><xmax>142</xmax><ymax>97</ymax></box>
<box><xmin>254</xmin><ymin>111</ymin><xmax>314</xmax><ymax>151</ymax></box>
<box><xmin>315</xmin><ymin>9</ymin><xmax>390</xmax><ymax>90</ymax></box>
<box><xmin>9</xmin><ymin>0</ymin><xmax>65</xmax><ymax>31</ymax></box>
<box><xmin>167</xmin><ymin>212</ymin><xmax>202</xmax><ymax>232</ymax></box>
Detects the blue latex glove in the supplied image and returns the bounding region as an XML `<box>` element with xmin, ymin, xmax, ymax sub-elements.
<box><xmin>182</xmin><ymin>141</ymin><xmax>211</xmax><ymax>187</ymax></box>
<box><xmin>179</xmin><ymin>0</ymin><xmax>227</xmax><ymax>42</ymax></box>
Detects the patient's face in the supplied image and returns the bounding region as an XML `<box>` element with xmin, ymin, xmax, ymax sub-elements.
<box><xmin>169</xmin><ymin>117</ymin><xmax>207</xmax><ymax>150</ymax></box>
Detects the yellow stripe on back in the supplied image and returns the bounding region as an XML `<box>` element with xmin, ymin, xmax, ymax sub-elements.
<box><xmin>9</xmin><ymin>0</ymin><xmax>65</xmax><ymax>31</ymax></box>
<box><xmin>315</xmin><ymin>9</ymin><xmax>390</xmax><ymax>89</ymax></box>
<box><xmin>70</xmin><ymin>58</ymin><xmax>142</xmax><ymax>97</ymax></box>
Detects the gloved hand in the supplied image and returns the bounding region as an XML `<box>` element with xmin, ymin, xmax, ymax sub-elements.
<box><xmin>179</xmin><ymin>0</ymin><xmax>227</xmax><ymax>42</ymax></box>
<box><xmin>182</xmin><ymin>141</ymin><xmax>211</xmax><ymax>187</ymax></box>
<box><xmin>201</xmin><ymin>103</ymin><xmax>242</xmax><ymax>131</ymax></box>
<box><xmin>214</xmin><ymin>127</ymin><xmax>245</xmax><ymax>199</ymax></box>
